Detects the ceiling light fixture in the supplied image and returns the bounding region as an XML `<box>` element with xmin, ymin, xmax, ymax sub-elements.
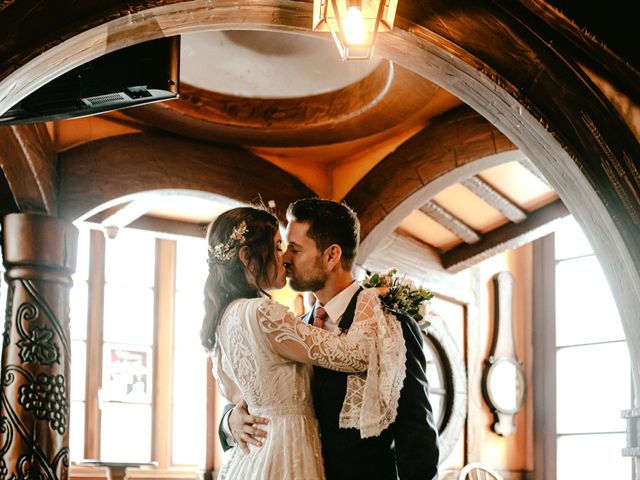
<box><xmin>313</xmin><ymin>0</ymin><xmax>398</xmax><ymax>60</ymax></box>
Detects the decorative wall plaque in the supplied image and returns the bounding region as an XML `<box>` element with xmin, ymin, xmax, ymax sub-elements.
<box><xmin>482</xmin><ymin>271</ymin><xmax>526</xmax><ymax>436</ymax></box>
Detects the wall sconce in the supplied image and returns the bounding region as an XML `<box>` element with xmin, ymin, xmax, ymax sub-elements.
<box><xmin>312</xmin><ymin>0</ymin><xmax>398</xmax><ymax>59</ymax></box>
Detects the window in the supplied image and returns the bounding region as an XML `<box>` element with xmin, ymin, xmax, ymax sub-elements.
<box><xmin>100</xmin><ymin>229</ymin><xmax>156</xmax><ymax>462</ymax></box>
<box><xmin>536</xmin><ymin>216</ymin><xmax>632</xmax><ymax>479</ymax></box>
<box><xmin>172</xmin><ymin>236</ymin><xmax>208</xmax><ymax>466</ymax></box>
<box><xmin>68</xmin><ymin>227</ymin><xmax>211</xmax><ymax>472</ymax></box>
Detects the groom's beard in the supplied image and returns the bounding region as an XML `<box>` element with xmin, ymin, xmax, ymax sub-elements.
<box><xmin>288</xmin><ymin>256</ymin><xmax>328</xmax><ymax>293</ymax></box>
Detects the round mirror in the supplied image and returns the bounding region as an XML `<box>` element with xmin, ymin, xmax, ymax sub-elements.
<box><xmin>485</xmin><ymin>357</ymin><xmax>526</xmax><ymax>414</ymax></box>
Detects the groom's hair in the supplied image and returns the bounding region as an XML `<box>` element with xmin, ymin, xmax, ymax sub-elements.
<box><xmin>287</xmin><ymin>198</ymin><xmax>360</xmax><ymax>269</ymax></box>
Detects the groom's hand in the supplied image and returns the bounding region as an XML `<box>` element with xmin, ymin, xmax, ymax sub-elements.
<box><xmin>229</xmin><ymin>399</ymin><xmax>269</xmax><ymax>455</ymax></box>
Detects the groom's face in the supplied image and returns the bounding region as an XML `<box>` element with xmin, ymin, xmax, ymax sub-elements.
<box><xmin>283</xmin><ymin>220</ymin><xmax>328</xmax><ymax>293</ymax></box>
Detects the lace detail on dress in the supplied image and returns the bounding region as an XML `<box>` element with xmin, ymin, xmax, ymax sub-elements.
<box><xmin>215</xmin><ymin>301</ymin><xmax>265</xmax><ymax>405</ymax></box>
<box><xmin>213</xmin><ymin>298</ymin><xmax>325</xmax><ymax>480</ymax></box>
<box><xmin>338</xmin><ymin>289</ymin><xmax>407</xmax><ymax>439</ymax></box>
<box><xmin>257</xmin><ymin>298</ymin><xmax>374</xmax><ymax>373</ymax></box>
<box><xmin>257</xmin><ymin>289</ymin><xmax>406</xmax><ymax>439</ymax></box>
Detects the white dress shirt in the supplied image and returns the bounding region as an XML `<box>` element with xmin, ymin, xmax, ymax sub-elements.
<box><xmin>313</xmin><ymin>280</ymin><xmax>360</xmax><ymax>333</ymax></box>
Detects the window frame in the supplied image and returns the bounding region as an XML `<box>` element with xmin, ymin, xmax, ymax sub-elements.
<box><xmin>533</xmin><ymin>229</ymin><xmax>634</xmax><ymax>480</ymax></box>
<box><xmin>76</xmin><ymin>228</ymin><xmax>217</xmax><ymax>475</ymax></box>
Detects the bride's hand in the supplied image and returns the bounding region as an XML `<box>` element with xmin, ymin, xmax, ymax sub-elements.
<box><xmin>376</xmin><ymin>287</ymin><xmax>391</xmax><ymax>297</ymax></box>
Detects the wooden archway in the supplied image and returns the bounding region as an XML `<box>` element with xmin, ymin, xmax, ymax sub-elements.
<box><xmin>1</xmin><ymin>0</ymin><xmax>639</xmax><ymax>471</ymax></box>
<box><xmin>58</xmin><ymin>132</ymin><xmax>315</xmax><ymax>221</ymax></box>
<box><xmin>343</xmin><ymin>105</ymin><xmax>518</xmax><ymax>257</ymax></box>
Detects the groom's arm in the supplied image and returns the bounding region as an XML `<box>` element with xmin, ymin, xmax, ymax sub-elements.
<box><xmin>392</xmin><ymin>314</ymin><xmax>440</xmax><ymax>480</ymax></box>
<box><xmin>218</xmin><ymin>403</ymin><xmax>236</xmax><ymax>452</ymax></box>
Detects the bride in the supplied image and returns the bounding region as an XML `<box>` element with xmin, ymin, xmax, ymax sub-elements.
<box><xmin>201</xmin><ymin>206</ymin><xmax>405</xmax><ymax>480</ymax></box>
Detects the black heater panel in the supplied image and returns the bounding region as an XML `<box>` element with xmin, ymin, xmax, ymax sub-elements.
<box><xmin>0</xmin><ymin>36</ymin><xmax>180</xmax><ymax>125</ymax></box>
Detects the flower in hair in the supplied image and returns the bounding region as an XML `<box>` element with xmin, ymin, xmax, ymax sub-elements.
<box><xmin>210</xmin><ymin>221</ymin><xmax>249</xmax><ymax>262</ymax></box>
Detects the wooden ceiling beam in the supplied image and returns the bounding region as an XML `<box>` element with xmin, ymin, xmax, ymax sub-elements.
<box><xmin>0</xmin><ymin>124</ymin><xmax>56</xmax><ymax>215</ymax></box>
<box><xmin>442</xmin><ymin>199</ymin><xmax>570</xmax><ymax>273</ymax></box>
<box><xmin>85</xmin><ymin>202</ymin><xmax>132</xmax><ymax>224</ymax></box>
<box><xmin>420</xmin><ymin>201</ymin><xmax>480</xmax><ymax>244</ymax></box>
<box><xmin>128</xmin><ymin>215</ymin><xmax>206</xmax><ymax>238</ymax></box>
<box><xmin>83</xmin><ymin>215</ymin><xmax>206</xmax><ymax>239</ymax></box>
<box><xmin>461</xmin><ymin>176</ymin><xmax>527</xmax><ymax>223</ymax></box>
<box><xmin>98</xmin><ymin>199</ymin><xmax>152</xmax><ymax>229</ymax></box>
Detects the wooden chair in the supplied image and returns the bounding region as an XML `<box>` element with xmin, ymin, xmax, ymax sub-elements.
<box><xmin>458</xmin><ymin>463</ymin><xmax>505</xmax><ymax>480</ymax></box>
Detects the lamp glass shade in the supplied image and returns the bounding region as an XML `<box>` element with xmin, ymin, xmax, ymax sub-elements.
<box><xmin>312</xmin><ymin>0</ymin><xmax>397</xmax><ymax>59</ymax></box>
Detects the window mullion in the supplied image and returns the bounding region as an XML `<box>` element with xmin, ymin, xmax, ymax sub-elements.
<box><xmin>152</xmin><ymin>237</ymin><xmax>177</xmax><ymax>468</ymax></box>
<box><xmin>533</xmin><ymin>233</ymin><xmax>557</xmax><ymax>480</ymax></box>
<box><xmin>85</xmin><ymin>229</ymin><xmax>106</xmax><ymax>459</ymax></box>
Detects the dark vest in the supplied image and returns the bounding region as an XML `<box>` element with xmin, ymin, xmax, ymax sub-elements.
<box><xmin>307</xmin><ymin>289</ymin><xmax>399</xmax><ymax>480</ymax></box>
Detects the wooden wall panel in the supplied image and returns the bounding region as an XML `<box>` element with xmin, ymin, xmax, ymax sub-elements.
<box><xmin>465</xmin><ymin>246</ymin><xmax>534</xmax><ymax>475</ymax></box>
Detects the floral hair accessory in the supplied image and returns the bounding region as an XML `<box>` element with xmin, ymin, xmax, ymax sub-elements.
<box><xmin>210</xmin><ymin>221</ymin><xmax>249</xmax><ymax>262</ymax></box>
<box><xmin>362</xmin><ymin>268</ymin><xmax>434</xmax><ymax>325</ymax></box>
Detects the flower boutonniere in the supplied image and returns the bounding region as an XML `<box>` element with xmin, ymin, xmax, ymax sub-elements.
<box><xmin>362</xmin><ymin>268</ymin><xmax>434</xmax><ymax>325</ymax></box>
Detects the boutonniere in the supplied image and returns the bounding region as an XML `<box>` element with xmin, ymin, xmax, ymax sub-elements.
<box><xmin>362</xmin><ymin>268</ymin><xmax>434</xmax><ymax>325</ymax></box>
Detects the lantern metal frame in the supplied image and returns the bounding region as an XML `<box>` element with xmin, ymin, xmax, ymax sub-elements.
<box><xmin>312</xmin><ymin>0</ymin><xmax>398</xmax><ymax>59</ymax></box>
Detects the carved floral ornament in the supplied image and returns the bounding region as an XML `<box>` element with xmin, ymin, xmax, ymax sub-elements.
<box><xmin>0</xmin><ymin>279</ymin><xmax>70</xmax><ymax>480</ymax></box>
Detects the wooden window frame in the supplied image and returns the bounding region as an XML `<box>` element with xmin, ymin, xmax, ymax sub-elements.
<box><xmin>533</xmin><ymin>231</ymin><xmax>635</xmax><ymax>480</ymax></box>
<box><xmin>80</xmin><ymin>230</ymin><xmax>215</xmax><ymax>474</ymax></box>
<box><xmin>532</xmin><ymin>234</ymin><xmax>556</xmax><ymax>480</ymax></box>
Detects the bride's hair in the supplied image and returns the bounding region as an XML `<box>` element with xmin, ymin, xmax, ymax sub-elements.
<box><xmin>201</xmin><ymin>206</ymin><xmax>280</xmax><ymax>351</ymax></box>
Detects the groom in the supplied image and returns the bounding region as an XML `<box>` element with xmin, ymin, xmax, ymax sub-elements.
<box><xmin>220</xmin><ymin>198</ymin><xmax>439</xmax><ymax>479</ymax></box>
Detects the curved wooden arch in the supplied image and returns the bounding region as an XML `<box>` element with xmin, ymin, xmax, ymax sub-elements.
<box><xmin>343</xmin><ymin>105</ymin><xmax>518</xmax><ymax>254</ymax></box>
<box><xmin>0</xmin><ymin>123</ymin><xmax>56</xmax><ymax>215</ymax></box>
<box><xmin>1</xmin><ymin>0</ymin><xmax>640</xmax><ymax>446</ymax></box>
<box><xmin>58</xmin><ymin>132</ymin><xmax>315</xmax><ymax>221</ymax></box>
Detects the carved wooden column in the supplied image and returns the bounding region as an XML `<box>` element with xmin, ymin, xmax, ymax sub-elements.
<box><xmin>0</xmin><ymin>213</ymin><xmax>78</xmax><ymax>480</ymax></box>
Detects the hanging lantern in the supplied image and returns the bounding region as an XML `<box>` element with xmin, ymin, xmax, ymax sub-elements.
<box><xmin>312</xmin><ymin>0</ymin><xmax>398</xmax><ymax>60</ymax></box>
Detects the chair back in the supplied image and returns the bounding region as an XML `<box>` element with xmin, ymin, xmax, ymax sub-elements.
<box><xmin>458</xmin><ymin>463</ymin><xmax>505</xmax><ymax>480</ymax></box>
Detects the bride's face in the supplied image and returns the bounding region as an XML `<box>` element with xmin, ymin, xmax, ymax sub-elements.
<box><xmin>268</xmin><ymin>231</ymin><xmax>287</xmax><ymax>290</ymax></box>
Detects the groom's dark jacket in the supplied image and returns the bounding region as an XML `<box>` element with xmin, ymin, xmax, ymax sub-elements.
<box><xmin>303</xmin><ymin>287</ymin><xmax>439</xmax><ymax>480</ymax></box>
<box><xmin>218</xmin><ymin>288</ymin><xmax>440</xmax><ymax>479</ymax></box>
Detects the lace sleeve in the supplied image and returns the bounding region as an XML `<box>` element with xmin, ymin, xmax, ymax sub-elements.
<box><xmin>256</xmin><ymin>295</ymin><xmax>378</xmax><ymax>373</ymax></box>
<box><xmin>339</xmin><ymin>289</ymin><xmax>407</xmax><ymax>439</ymax></box>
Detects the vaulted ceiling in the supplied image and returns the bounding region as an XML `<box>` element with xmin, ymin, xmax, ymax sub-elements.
<box><xmin>15</xmin><ymin>30</ymin><xmax>562</xmax><ymax>273</ymax></box>
<box><xmin>0</xmin><ymin>0</ymin><xmax>636</xmax><ymax>274</ymax></box>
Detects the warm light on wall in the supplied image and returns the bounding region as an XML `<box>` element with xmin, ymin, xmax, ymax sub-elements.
<box><xmin>313</xmin><ymin>0</ymin><xmax>398</xmax><ymax>59</ymax></box>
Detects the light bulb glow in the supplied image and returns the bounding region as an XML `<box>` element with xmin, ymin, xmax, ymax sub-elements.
<box><xmin>343</xmin><ymin>6</ymin><xmax>366</xmax><ymax>45</ymax></box>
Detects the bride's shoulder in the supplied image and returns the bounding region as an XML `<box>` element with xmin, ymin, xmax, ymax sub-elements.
<box><xmin>255</xmin><ymin>296</ymin><xmax>289</xmax><ymax>319</ymax></box>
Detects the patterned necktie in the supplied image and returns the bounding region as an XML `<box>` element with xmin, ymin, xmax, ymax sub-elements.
<box><xmin>314</xmin><ymin>306</ymin><xmax>328</xmax><ymax>330</ymax></box>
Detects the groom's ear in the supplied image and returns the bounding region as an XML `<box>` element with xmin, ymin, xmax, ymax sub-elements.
<box><xmin>324</xmin><ymin>244</ymin><xmax>343</xmax><ymax>271</ymax></box>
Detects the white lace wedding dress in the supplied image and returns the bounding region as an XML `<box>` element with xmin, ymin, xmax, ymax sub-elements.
<box><xmin>213</xmin><ymin>288</ymin><xmax>406</xmax><ymax>480</ymax></box>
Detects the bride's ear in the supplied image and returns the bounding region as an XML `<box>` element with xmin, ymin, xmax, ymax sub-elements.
<box><xmin>324</xmin><ymin>244</ymin><xmax>343</xmax><ymax>271</ymax></box>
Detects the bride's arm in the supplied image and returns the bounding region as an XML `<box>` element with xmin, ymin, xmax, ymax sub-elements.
<box><xmin>256</xmin><ymin>289</ymin><xmax>381</xmax><ymax>373</ymax></box>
